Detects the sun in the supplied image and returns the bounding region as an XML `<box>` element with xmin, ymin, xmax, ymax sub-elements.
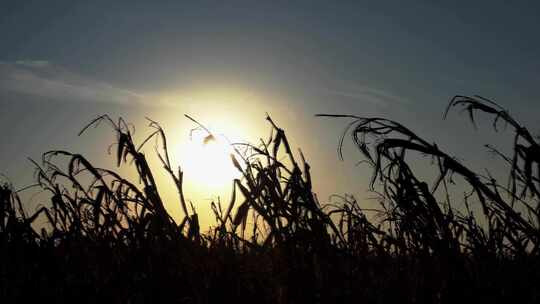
<box><xmin>177</xmin><ymin>129</ymin><xmax>241</xmax><ymax>193</ymax></box>
<box><xmin>152</xmin><ymin>87</ymin><xmax>266</xmax><ymax>205</ymax></box>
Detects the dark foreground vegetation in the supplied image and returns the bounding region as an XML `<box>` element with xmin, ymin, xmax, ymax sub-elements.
<box><xmin>1</xmin><ymin>95</ymin><xmax>539</xmax><ymax>303</ymax></box>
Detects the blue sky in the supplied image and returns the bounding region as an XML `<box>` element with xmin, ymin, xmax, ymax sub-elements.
<box><xmin>1</xmin><ymin>1</ymin><xmax>539</xmax><ymax>225</ymax></box>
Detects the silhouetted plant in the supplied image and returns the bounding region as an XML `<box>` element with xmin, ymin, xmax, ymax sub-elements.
<box><xmin>1</xmin><ymin>95</ymin><xmax>539</xmax><ymax>303</ymax></box>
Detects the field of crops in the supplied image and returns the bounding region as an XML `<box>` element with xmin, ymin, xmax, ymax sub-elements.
<box><xmin>1</xmin><ymin>95</ymin><xmax>539</xmax><ymax>303</ymax></box>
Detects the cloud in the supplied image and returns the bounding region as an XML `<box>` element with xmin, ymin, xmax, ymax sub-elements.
<box><xmin>323</xmin><ymin>85</ymin><xmax>410</xmax><ymax>107</ymax></box>
<box><xmin>0</xmin><ymin>60</ymin><xmax>159</xmax><ymax>107</ymax></box>
<box><xmin>14</xmin><ymin>60</ymin><xmax>51</xmax><ymax>68</ymax></box>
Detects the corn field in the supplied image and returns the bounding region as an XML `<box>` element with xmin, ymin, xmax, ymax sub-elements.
<box><xmin>1</xmin><ymin>95</ymin><xmax>539</xmax><ymax>303</ymax></box>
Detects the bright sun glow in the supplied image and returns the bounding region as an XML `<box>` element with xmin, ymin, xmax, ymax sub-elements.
<box><xmin>153</xmin><ymin>87</ymin><xmax>266</xmax><ymax>220</ymax></box>
<box><xmin>177</xmin><ymin>130</ymin><xmax>241</xmax><ymax>193</ymax></box>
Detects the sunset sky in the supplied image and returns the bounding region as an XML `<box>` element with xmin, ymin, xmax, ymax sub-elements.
<box><xmin>1</xmin><ymin>1</ymin><xmax>540</xmax><ymax>228</ymax></box>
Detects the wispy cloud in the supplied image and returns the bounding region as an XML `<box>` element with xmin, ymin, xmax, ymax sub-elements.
<box><xmin>0</xmin><ymin>60</ymin><xmax>161</xmax><ymax>107</ymax></box>
<box><xmin>13</xmin><ymin>60</ymin><xmax>51</xmax><ymax>68</ymax></box>
<box><xmin>322</xmin><ymin>85</ymin><xmax>410</xmax><ymax>107</ymax></box>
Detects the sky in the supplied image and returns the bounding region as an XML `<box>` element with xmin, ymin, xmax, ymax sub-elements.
<box><xmin>1</xmin><ymin>1</ymin><xmax>540</xmax><ymax>228</ymax></box>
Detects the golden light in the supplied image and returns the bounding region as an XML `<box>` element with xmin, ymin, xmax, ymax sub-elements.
<box><xmin>177</xmin><ymin>129</ymin><xmax>241</xmax><ymax>193</ymax></box>
<box><xmin>149</xmin><ymin>87</ymin><xmax>268</xmax><ymax>226</ymax></box>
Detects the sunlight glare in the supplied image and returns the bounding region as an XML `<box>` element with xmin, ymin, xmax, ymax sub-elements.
<box><xmin>178</xmin><ymin>130</ymin><xmax>240</xmax><ymax>193</ymax></box>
